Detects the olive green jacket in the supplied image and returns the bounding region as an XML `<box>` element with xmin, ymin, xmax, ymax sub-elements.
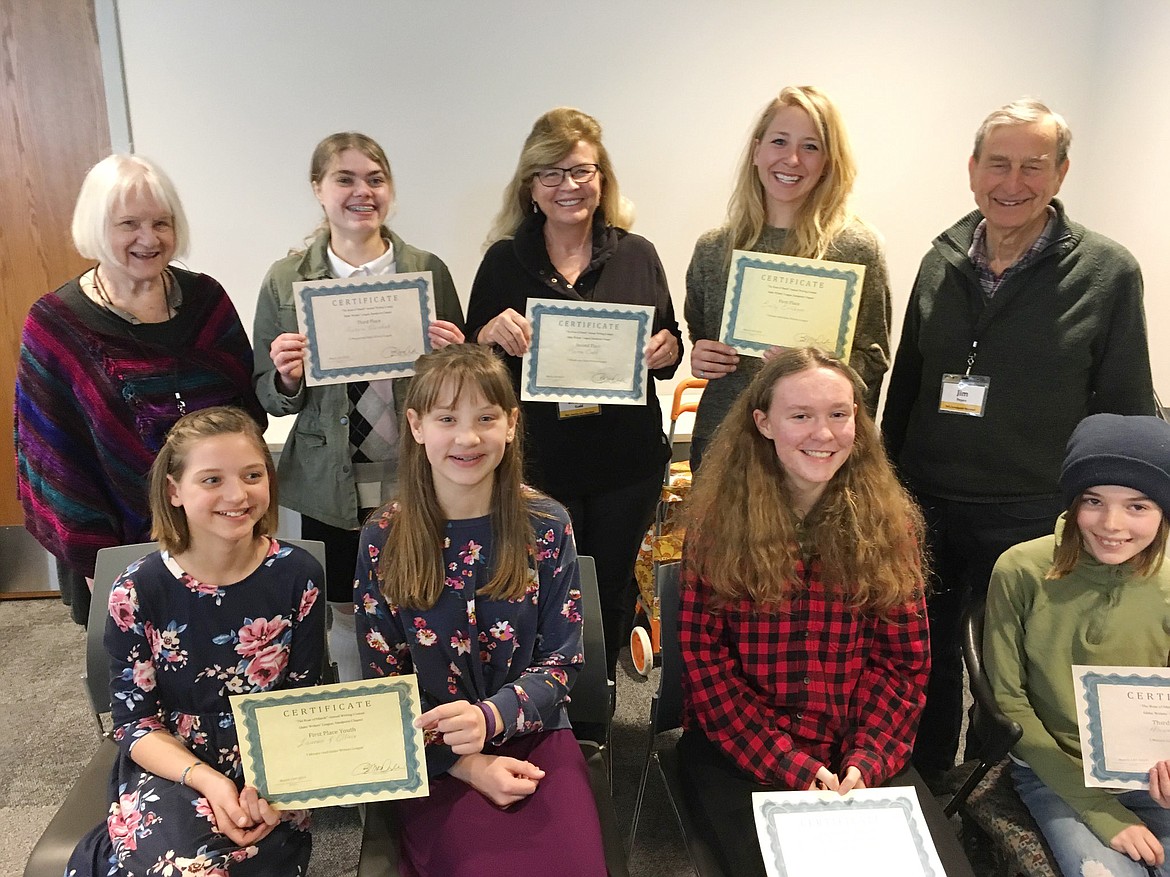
<box><xmin>252</xmin><ymin>229</ymin><xmax>464</xmax><ymax>529</ymax></box>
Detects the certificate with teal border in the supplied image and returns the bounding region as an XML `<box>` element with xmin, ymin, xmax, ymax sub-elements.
<box><xmin>1073</xmin><ymin>664</ymin><xmax>1170</xmax><ymax>789</ymax></box>
<box><xmin>520</xmin><ymin>298</ymin><xmax>654</xmax><ymax>405</ymax></box>
<box><xmin>719</xmin><ymin>250</ymin><xmax>864</xmax><ymax>359</ymax></box>
<box><xmin>292</xmin><ymin>271</ymin><xmax>436</xmax><ymax>387</ymax></box>
<box><xmin>230</xmin><ymin>677</ymin><xmax>429</xmax><ymax>808</ymax></box>
<box><xmin>751</xmin><ymin>788</ymin><xmax>944</xmax><ymax>877</ymax></box>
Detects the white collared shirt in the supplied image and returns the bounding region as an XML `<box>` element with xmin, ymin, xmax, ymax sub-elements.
<box><xmin>327</xmin><ymin>240</ymin><xmax>396</xmax><ymax>278</ymax></box>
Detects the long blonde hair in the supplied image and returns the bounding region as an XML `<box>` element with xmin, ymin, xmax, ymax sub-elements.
<box><xmin>725</xmin><ymin>86</ymin><xmax>857</xmax><ymax>260</ymax></box>
<box><xmin>378</xmin><ymin>345</ymin><xmax>540</xmax><ymax>609</ymax></box>
<box><xmin>485</xmin><ymin>106</ymin><xmax>633</xmax><ymax>246</ymax></box>
<box><xmin>683</xmin><ymin>348</ymin><xmax>924</xmax><ymax>613</ymax></box>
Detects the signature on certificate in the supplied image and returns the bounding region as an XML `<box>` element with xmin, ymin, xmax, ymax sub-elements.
<box><xmin>591</xmin><ymin>371</ymin><xmax>623</xmax><ymax>385</ymax></box>
<box><xmin>795</xmin><ymin>334</ymin><xmax>833</xmax><ymax>349</ymax></box>
<box><xmin>352</xmin><ymin>759</ymin><xmax>404</xmax><ymax>776</ymax></box>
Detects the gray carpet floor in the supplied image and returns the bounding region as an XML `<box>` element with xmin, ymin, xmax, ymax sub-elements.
<box><xmin>1</xmin><ymin>597</ymin><xmax>690</xmax><ymax>877</ymax></box>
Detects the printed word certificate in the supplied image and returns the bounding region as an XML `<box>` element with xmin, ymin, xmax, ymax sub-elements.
<box><xmin>1073</xmin><ymin>664</ymin><xmax>1170</xmax><ymax>789</ymax></box>
<box><xmin>293</xmin><ymin>272</ymin><xmax>437</xmax><ymax>386</ymax></box>
<box><xmin>230</xmin><ymin>677</ymin><xmax>429</xmax><ymax>808</ymax></box>
<box><xmin>719</xmin><ymin>250</ymin><xmax>865</xmax><ymax>359</ymax></box>
<box><xmin>521</xmin><ymin>299</ymin><xmax>655</xmax><ymax>405</ymax></box>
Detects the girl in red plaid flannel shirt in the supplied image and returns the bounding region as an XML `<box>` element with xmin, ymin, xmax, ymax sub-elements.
<box><xmin>676</xmin><ymin>346</ymin><xmax>930</xmax><ymax>877</ymax></box>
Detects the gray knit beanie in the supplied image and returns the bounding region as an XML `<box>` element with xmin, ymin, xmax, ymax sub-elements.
<box><xmin>1061</xmin><ymin>414</ymin><xmax>1170</xmax><ymax>511</ymax></box>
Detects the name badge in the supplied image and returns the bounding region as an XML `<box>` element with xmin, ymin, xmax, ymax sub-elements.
<box><xmin>939</xmin><ymin>374</ymin><xmax>989</xmax><ymax>417</ymax></box>
<box><xmin>557</xmin><ymin>402</ymin><xmax>601</xmax><ymax>419</ymax></box>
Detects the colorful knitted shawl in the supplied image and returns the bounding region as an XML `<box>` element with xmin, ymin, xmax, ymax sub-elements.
<box><xmin>14</xmin><ymin>268</ymin><xmax>265</xmax><ymax>577</ymax></box>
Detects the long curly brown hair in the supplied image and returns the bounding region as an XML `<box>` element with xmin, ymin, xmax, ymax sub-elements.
<box><xmin>683</xmin><ymin>347</ymin><xmax>925</xmax><ymax>613</ymax></box>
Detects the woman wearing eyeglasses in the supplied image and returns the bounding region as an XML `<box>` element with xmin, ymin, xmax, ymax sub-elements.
<box><xmin>466</xmin><ymin>107</ymin><xmax>682</xmax><ymax>681</ymax></box>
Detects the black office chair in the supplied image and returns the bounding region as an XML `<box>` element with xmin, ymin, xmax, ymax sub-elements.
<box><xmin>626</xmin><ymin>561</ymin><xmax>727</xmax><ymax>876</ymax></box>
<box><xmin>944</xmin><ymin>598</ymin><xmax>1059</xmax><ymax>877</ymax></box>
<box><xmin>24</xmin><ymin>539</ymin><xmax>330</xmax><ymax>877</ymax></box>
<box><xmin>357</xmin><ymin>555</ymin><xmax>629</xmax><ymax>877</ymax></box>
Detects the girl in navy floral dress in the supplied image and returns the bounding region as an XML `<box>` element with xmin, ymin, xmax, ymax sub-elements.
<box><xmin>355</xmin><ymin>344</ymin><xmax>607</xmax><ymax>877</ymax></box>
<box><xmin>67</xmin><ymin>406</ymin><xmax>325</xmax><ymax>876</ymax></box>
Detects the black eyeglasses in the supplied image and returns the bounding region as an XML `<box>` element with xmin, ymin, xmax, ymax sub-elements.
<box><xmin>534</xmin><ymin>163</ymin><xmax>600</xmax><ymax>187</ymax></box>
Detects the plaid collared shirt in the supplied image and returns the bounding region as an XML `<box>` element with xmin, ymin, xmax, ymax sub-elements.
<box><xmin>968</xmin><ymin>206</ymin><xmax>1057</xmax><ymax>299</ymax></box>
<box><xmin>678</xmin><ymin>558</ymin><xmax>929</xmax><ymax>790</ymax></box>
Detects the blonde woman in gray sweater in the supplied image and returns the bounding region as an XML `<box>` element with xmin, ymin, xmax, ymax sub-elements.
<box><xmin>685</xmin><ymin>86</ymin><xmax>891</xmax><ymax>470</ymax></box>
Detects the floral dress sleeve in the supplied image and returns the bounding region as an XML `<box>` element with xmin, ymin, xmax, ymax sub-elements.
<box><xmin>105</xmin><ymin>555</ymin><xmax>171</xmax><ymax>756</ymax></box>
<box><xmin>282</xmin><ymin>547</ymin><xmax>326</xmax><ymax>688</ymax></box>
<box><xmin>484</xmin><ymin>508</ymin><xmax>583</xmax><ymax>741</ymax></box>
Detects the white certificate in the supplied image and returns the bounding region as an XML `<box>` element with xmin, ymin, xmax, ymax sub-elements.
<box><xmin>292</xmin><ymin>272</ymin><xmax>437</xmax><ymax>386</ymax></box>
<box><xmin>752</xmin><ymin>787</ymin><xmax>946</xmax><ymax>877</ymax></box>
<box><xmin>520</xmin><ymin>299</ymin><xmax>654</xmax><ymax>405</ymax></box>
<box><xmin>719</xmin><ymin>250</ymin><xmax>865</xmax><ymax>359</ymax></box>
<box><xmin>230</xmin><ymin>677</ymin><xmax>429</xmax><ymax>808</ymax></box>
<box><xmin>1073</xmin><ymin>664</ymin><xmax>1170</xmax><ymax>789</ymax></box>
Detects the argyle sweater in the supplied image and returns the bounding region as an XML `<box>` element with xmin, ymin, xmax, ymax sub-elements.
<box><xmin>14</xmin><ymin>269</ymin><xmax>264</xmax><ymax>577</ymax></box>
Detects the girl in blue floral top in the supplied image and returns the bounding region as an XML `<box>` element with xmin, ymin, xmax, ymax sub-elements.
<box><xmin>355</xmin><ymin>344</ymin><xmax>606</xmax><ymax>877</ymax></box>
<box><xmin>67</xmin><ymin>407</ymin><xmax>325</xmax><ymax>877</ymax></box>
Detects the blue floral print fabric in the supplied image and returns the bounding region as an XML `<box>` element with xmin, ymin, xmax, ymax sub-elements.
<box><xmin>354</xmin><ymin>497</ymin><xmax>584</xmax><ymax>776</ymax></box>
<box><xmin>67</xmin><ymin>539</ymin><xmax>325</xmax><ymax>876</ymax></box>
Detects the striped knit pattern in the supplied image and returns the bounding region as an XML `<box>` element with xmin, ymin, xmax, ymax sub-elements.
<box><xmin>14</xmin><ymin>268</ymin><xmax>265</xmax><ymax>577</ymax></box>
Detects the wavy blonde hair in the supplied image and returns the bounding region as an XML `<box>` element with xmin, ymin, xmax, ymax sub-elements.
<box><xmin>725</xmin><ymin>86</ymin><xmax>857</xmax><ymax>260</ymax></box>
<box><xmin>682</xmin><ymin>347</ymin><xmax>925</xmax><ymax>613</ymax></box>
<box><xmin>377</xmin><ymin>345</ymin><xmax>545</xmax><ymax>609</ymax></box>
<box><xmin>485</xmin><ymin>107</ymin><xmax>633</xmax><ymax>246</ymax></box>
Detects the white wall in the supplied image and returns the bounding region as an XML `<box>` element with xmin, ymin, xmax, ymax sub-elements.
<box><xmin>112</xmin><ymin>0</ymin><xmax>1169</xmax><ymax>442</ymax></box>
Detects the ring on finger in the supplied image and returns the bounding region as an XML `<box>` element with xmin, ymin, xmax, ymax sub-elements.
<box><xmin>699</xmin><ymin>370</ymin><xmax>706</xmax><ymax>377</ymax></box>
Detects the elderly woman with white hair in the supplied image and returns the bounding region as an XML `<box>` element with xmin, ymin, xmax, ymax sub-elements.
<box><xmin>14</xmin><ymin>154</ymin><xmax>264</xmax><ymax>623</ymax></box>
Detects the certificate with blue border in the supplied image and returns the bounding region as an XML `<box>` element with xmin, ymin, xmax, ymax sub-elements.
<box><xmin>230</xmin><ymin>677</ymin><xmax>429</xmax><ymax>808</ymax></box>
<box><xmin>751</xmin><ymin>788</ymin><xmax>945</xmax><ymax>877</ymax></box>
<box><xmin>719</xmin><ymin>250</ymin><xmax>865</xmax><ymax>359</ymax></box>
<box><xmin>292</xmin><ymin>272</ymin><xmax>436</xmax><ymax>387</ymax></box>
<box><xmin>520</xmin><ymin>299</ymin><xmax>655</xmax><ymax>405</ymax></box>
<box><xmin>1073</xmin><ymin>665</ymin><xmax>1170</xmax><ymax>789</ymax></box>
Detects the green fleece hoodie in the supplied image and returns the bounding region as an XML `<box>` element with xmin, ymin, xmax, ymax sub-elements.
<box><xmin>985</xmin><ymin>519</ymin><xmax>1170</xmax><ymax>843</ymax></box>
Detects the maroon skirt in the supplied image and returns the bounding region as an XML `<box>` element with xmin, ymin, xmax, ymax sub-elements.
<box><xmin>396</xmin><ymin>729</ymin><xmax>607</xmax><ymax>877</ymax></box>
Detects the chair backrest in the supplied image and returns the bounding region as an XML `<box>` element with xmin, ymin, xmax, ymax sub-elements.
<box><xmin>962</xmin><ymin>597</ymin><xmax>1023</xmax><ymax>764</ymax></box>
<box><xmin>87</xmin><ymin>542</ymin><xmax>159</xmax><ymax>722</ymax></box>
<box><xmin>567</xmin><ymin>555</ymin><xmax>610</xmax><ymax>732</ymax></box>
<box><xmin>653</xmin><ymin>561</ymin><xmax>685</xmax><ymax>734</ymax></box>
<box><xmin>945</xmin><ymin>596</ymin><xmax>1026</xmax><ymax>817</ymax></box>
<box><xmin>85</xmin><ymin>538</ymin><xmax>329</xmax><ymax>727</ymax></box>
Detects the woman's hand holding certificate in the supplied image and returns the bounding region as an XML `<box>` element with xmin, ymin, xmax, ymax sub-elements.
<box><xmin>520</xmin><ymin>298</ymin><xmax>655</xmax><ymax>405</ymax></box>
<box><xmin>292</xmin><ymin>272</ymin><xmax>438</xmax><ymax>386</ymax></box>
<box><xmin>718</xmin><ymin>250</ymin><xmax>865</xmax><ymax>360</ymax></box>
